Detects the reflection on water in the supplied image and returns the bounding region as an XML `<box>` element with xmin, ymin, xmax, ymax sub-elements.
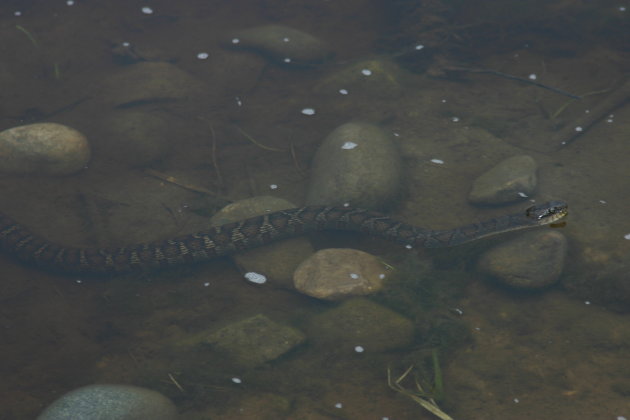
<box><xmin>0</xmin><ymin>0</ymin><xmax>628</xmax><ymax>418</ymax></box>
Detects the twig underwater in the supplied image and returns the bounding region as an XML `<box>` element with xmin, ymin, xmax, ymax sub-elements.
<box><xmin>234</xmin><ymin>124</ymin><xmax>286</xmax><ymax>152</ymax></box>
<box><xmin>16</xmin><ymin>25</ymin><xmax>39</xmax><ymax>48</ymax></box>
<box><xmin>144</xmin><ymin>168</ymin><xmax>231</xmax><ymax>202</ymax></box>
<box><xmin>439</xmin><ymin>65</ymin><xmax>582</xmax><ymax>100</ymax></box>
<box><xmin>552</xmin><ymin>78</ymin><xmax>630</xmax><ymax>150</ymax></box>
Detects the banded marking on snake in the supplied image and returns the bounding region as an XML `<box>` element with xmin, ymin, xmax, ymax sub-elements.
<box><xmin>0</xmin><ymin>201</ymin><xmax>567</xmax><ymax>275</ymax></box>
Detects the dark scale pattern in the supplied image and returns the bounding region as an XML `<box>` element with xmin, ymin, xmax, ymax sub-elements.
<box><xmin>0</xmin><ymin>201</ymin><xmax>567</xmax><ymax>275</ymax></box>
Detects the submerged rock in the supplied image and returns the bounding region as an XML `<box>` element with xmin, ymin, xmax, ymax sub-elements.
<box><xmin>96</xmin><ymin>110</ymin><xmax>172</xmax><ymax>166</ymax></box>
<box><xmin>224</xmin><ymin>24</ymin><xmax>331</xmax><ymax>66</ymax></box>
<box><xmin>477</xmin><ymin>230</ymin><xmax>567</xmax><ymax>290</ymax></box>
<box><xmin>316</xmin><ymin>59</ymin><xmax>405</xmax><ymax>99</ymax></box>
<box><xmin>99</xmin><ymin>61</ymin><xmax>206</xmax><ymax>108</ymax></box>
<box><xmin>293</xmin><ymin>248</ymin><xmax>388</xmax><ymax>300</ymax></box>
<box><xmin>0</xmin><ymin>122</ymin><xmax>90</xmax><ymax>175</ymax></box>
<box><xmin>37</xmin><ymin>384</ymin><xmax>178</xmax><ymax>420</ymax></box>
<box><xmin>308</xmin><ymin>298</ymin><xmax>414</xmax><ymax>352</ymax></box>
<box><xmin>205</xmin><ymin>314</ymin><xmax>306</xmax><ymax>368</ymax></box>
<box><xmin>306</xmin><ymin>122</ymin><xmax>403</xmax><ymax>210</ymax></box>
<box><xmin>469</xmin><ymin>155</ymin><xmax>538</xmax><ymax>205</ymax></box>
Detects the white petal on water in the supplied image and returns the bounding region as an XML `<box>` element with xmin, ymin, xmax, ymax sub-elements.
<box><xmin>341</xmin><ymin>141</ymin><xmax>358</xmax><ymax>150</ymax></box>
<box><xmin>141</xmin><ymin>6</ymin><xmax>154</xmax><ymax>14</ymax></box>
<box><xmin>244</xmin><ymin>272</ymin><xmax>267</xmax><ymax>284</ymax></box>
<box><xmin>301</xmin><ymin>108</ymin><xmax>316</xmax><ymax>115</ymax></box>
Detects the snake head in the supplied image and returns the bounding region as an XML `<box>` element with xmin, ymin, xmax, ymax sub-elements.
<box><xmin>525</xmin><ymin>200</ymin><xmax>568</xmax><ymax>224</ymax></box>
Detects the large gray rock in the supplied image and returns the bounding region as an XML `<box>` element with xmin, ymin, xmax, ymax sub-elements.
<box><xmin>468</xmin><ymin>155</ymin><xmax>538</xmax><ymax>205</ymax></box>
<box><xmin>306</xmin><ymin>122</ymin><xmax>403</xmax><ymax>210</ymax></box>
<box><xmin>210</xmin><ymin>196</ymin><xmax>315</xmax><ymax>287</ymax></box>
<box><xmin>224</xmin><ymin>24</ymin><xmax>331</xmax><ymax>66</ymax></box>
<box><xmin>37</xmin><ymin>384</ymin><xmax>178</xmax><ymax>420</ymax></box>
<box><xmin>0</xmin><ymin>122</ymin><xmax>90</xmax><ymax>175</ymax></box>
<box><xmin>293</xmin><ymin>248</ymin><xmax>388</xmax><ymax>300</ymax></box>
<box><xmin>477</xmin><ymin>230</ymin><xmax>567</xmax><ymax>290</ymax></box>
<box><xmin>205</xmin><ymin>314</ymin><xmax>306</xmax><ymax>368</ymax></box>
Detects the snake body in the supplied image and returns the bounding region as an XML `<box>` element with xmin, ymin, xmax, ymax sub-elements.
<box><xmin>0</xmin><ymin>200</ymin><xmax>567</xmax><ymax>275</ymax></box>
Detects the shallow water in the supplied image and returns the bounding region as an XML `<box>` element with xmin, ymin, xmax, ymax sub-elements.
<box><xmin>0</xmin><ymin>1</ymin><xmax>629</xmax><ymax>419</ymax></box>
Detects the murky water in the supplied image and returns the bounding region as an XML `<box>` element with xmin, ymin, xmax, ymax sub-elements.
<box><xmin>0</xmin><ymin>1</ymin><xmax>629</xmax><ymax>419</ymax></box>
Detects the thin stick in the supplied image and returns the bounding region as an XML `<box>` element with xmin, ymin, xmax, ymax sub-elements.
<box><xmin>442</xmin><ymin>65</ymin><xmax>581</xmax><ymax>100</ymax></box>
<box><xmin>127</xmin><ymin>349</ymin><xmax>140</xmax><ymax>367</ymax></box>
<box><xmin>234</xmin><ymin>124</ymin><xmax>285</xmax><ymax>152</ymax></box>
<box><xmin>551</xmin><ymin>86</ymin><xmax>614</xmax><ymax>119</ymax></box>
<box><xmin>209</xmin><ymin>123</ymin><xmax>224</xmax><ymax>188</ymax></box>
<box><xmin>144</xmin><ymin>169</ymin><xmax>230</xmax><ymax>201</ymax></box>
<box><xmin>554</xmin><ymin>78</ymin><xmax>630</xmax><ymax>149</ymax></box>
<box><xmin>168</xmin><ymin>373</ymin><xmax>185</xmax><ymax>393</ymax></box>
<box><xmin>289</xmin><ymin>141</ymin><xmax>307</xmax><ymax>179</ymax></box>
<box><xmin>197</xmin><ymin>117</ymin><xmax>224</xmax><ymax>188</ymax></box>
<box><xmin>16</xmin><ymin>25</ymin><xmax>38</xmax><ymax>48</ymax></box>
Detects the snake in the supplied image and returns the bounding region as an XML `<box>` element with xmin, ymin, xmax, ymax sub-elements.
<box><xmin>0</xmin><ymin>200</ymin><xmax>567</xmax><ymax>275</ymax></box>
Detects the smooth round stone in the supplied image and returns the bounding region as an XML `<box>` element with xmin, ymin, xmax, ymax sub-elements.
<box><xmin>306</xmin><ymin>122</ymin><xmax>403</xmax><ymax>210</ymax></box>
<box><xmin>469</xmin><ymin>155</ymin><xmax>538</xmax><ymax>205</ymax></box>
<box><xmin>316</xmin><ymin>59</ymin><xmax>405</xmax><ymax>99</ymax></box>
<box><xmin>224</xmin><ymin>24</ymin><xmax>331</xmax><ymax>65</ymax></box>
<box><xmin>294</xmin><ymin>248</ymin><xmax>387</xmax><ymax>300</ymax></box>
<box><xmin>204</xmin><ymin>314</ymin><xmax>306</xmax><ymax>368</ymax></box>
<box><xmin>37</xmin><ymin>384</ymin><xmax>178</xmax><ymax>420</ymax></box>
<box><xmin>210</xmin><ymin>196</ymin><xmax>314</xmax><ymax>287</ymax></box>
<box><xmin>99</xmin><ymin>61</ymin><xmax>206</xmax><ymax>108</ymax></box>
<box><xmin>96</xmin><ymin>110</ymin><xmax>172</xmax><ymax>166</ymax></box>
<box><xmin>0</xmin><ymin>122</ymin><xmax>90</xmax><ymax>175</ymax></box>
<box><xmin>477</xmin><ymin>230</ymin><xmax>567</xmax><ymax>290</ymax></box>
